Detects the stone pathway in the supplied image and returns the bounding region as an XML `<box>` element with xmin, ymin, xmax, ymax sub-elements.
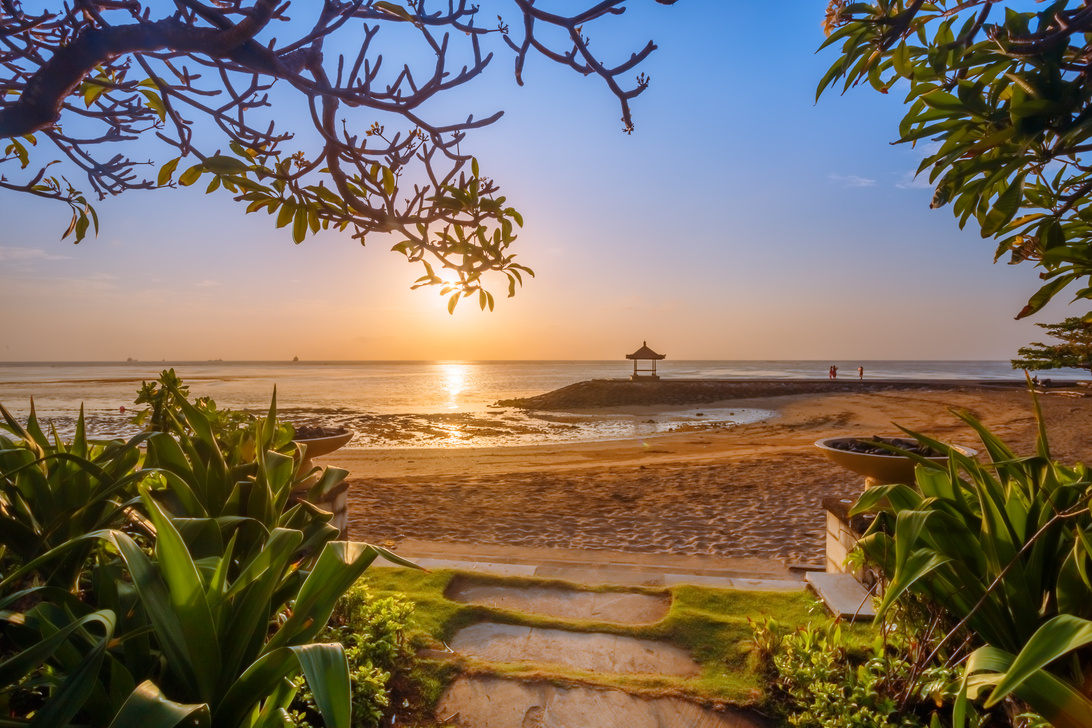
<box><xmin>437</xmin><ymin>677</ymin><xmax>767</xmax><ymax>728</ymax></box>
<box><xmin>395</xmin><ymin>546</ymin><xmax>786</xmax><ymax>727</ymax></box>
<box><xmin>449</xmin><ymin>623</ymin><xmax>701</xmax><ymax>677</ymax></box>
<box><xmin>447</xmin><ymin>579</ymin><xmax>671</xmax><ymax>624</ymax></box>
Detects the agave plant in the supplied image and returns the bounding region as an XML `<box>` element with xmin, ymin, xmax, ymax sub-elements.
<box><xmin>0</xmin><ymin>382</ymin><xmax>411</xmax><ymax>727</ymax></box>
<box><xmin>0</xmin><ymin>401</ymin><xmax>149</xmax><ymax>588</ymax></box>
<box><xmin>850</xmin><ymin>393</ymin><xmax>1092</xmax><ymax>726</ymax></box>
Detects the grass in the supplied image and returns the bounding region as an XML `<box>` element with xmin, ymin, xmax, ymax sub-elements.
<box><xmin>359</xmin><ymin>567</ymin><xmax>855</xmax><ymax>711</ymax></box>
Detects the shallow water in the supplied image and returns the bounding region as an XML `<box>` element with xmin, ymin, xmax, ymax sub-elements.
<box><xmin>0</xmin><ymin>360</ymin><xmax>1074</xmax><ymax>449</ymax></box>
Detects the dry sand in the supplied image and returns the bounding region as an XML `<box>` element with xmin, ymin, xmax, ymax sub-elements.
<box><xmin>319</xmin><ymin>385</ymin><xmax>1092</xmax><ymax>565</ymax></box>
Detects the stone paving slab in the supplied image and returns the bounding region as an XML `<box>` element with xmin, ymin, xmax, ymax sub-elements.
<box><xmin>393</xmin><ymin>539</ymin><xmax>796</xmax><ymax>579</ymax></box>
<box><xmin>449</xmin><ymin>623</ymin><xmax>701</xmax><ymax>677</ymax></box>
<box><xmin>372</xmin><ymin>542</ymin><xmax>807</xmax><ymax>592</ymax></box>
<box><xmin>805</xmin><ymin>572</ymin><xmax>876</xmax><ymax>621</ymax></box>
<box><xmin>447</xmin><ymin>579</ymin><xmax>671</xmax><ymax>624</ymax></box>
<box><xmin>662</xmin><ymin>574</ymin><xmax>805</xmax><ymax>591</ymax></box>
<box><xmin>436</xmin><ymin>676</ymin><xmax>769</xmax><ymax>728</ymax></box>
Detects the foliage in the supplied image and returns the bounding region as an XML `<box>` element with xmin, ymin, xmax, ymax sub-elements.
<box><xmin>0</xmin><ymin>381</ymin><xmax>411</xmax><ymax>727</ymax></box>
<box><xmin>0</xmin><ymin>400</ymin><xmax>147</xmax><ymax>587</ymax></box>
<box><xmin>0</xmin><ymin>1</ymin><xmax>676</xmax><ymax>309</ymax></box>
<box><xmin>848</xmin><ymin>395</ymin><xmax>1092</xmax><ymax>724</ymax></box>
<box><xmin>751</xmin><ymin>617</ymin><xmax>967</xmax><ymax>728</ymax></box>
<box><xmin>287</xmin><ymin>584</ymin><xmax>416</xmax><ymax>728</ymax></box>
<box><xmin>1012</xmin><ymin>316</ymin><xmax>1092</xmax><ymax>373</ymax></box>
<box><xmin>819</xmin><ymin>1</ymin><xmax>1092</xmax><ymax>317</ymax></box>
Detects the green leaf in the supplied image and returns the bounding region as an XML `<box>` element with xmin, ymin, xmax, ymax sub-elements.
<box><xmin>1017</xmin><ymin>274</ymin><xmax>1076</xmax><ymax>319</ymax></box>
<box><xmin>139</xmin><ymin>492</ymin><xmax>222</xmax><ymax>703</ymax></box>
<box><xmin>84</xmin><ymin>82</ymin><xmax>108</xmax><ymax>108</ymax></box>
<box><xmin>158</xmin><ymin>158</ymin><xmax>181</xmax><ymax>187</ymax></box>
<box><xmin>982</xmin><ymin>175</ymin><xmax>1025</xmax><ymax>238</ymax></box>
<box><xmin>965</xmin><ymin>646</ymin><xmax>1092</xmax><ymax>728</ymax></box>
<box><xmin>107</xmin><ymin>681</ymin><xmax>210</xmax><ymax>728</ymax></box>
<box><xmin>178</xmin><ymin>165</ymin><xmax>204</xmax><ymax>187</ymax></box>
<box><xmin>202</xmin><ymin>155</ymin><xmax>250</xmax><ymax>175</ymax></box>
<box><xmin>382</xmin><ymin>166</ymin><xmax>396</xmax><ymax>196</ymax></box>
<box><xmin>217</xmin><ymin>645</ymin><xmax>349</xmax><ymax>728</ymax></box>
<box><xmin>292</xmin><ymin>207</ymin><xmax>308</xmax><ymax>243</ymax></box>
<box><xmin>373</xmin><ymin>1</ymin><xmax>418</xmax><ymax>24</ymax></box>
<box><xmin>276</xmin><ymin>201</ymin><xmax>296</xmax><ymax>229</ymax></box>
<box><xmin>987</xmin><ymin>616</ymin><xmax>1092</xmax><ymax>707</ymax></box>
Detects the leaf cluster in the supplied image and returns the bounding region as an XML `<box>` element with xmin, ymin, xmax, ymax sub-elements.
<box><xmin>820</xmin><ymin>1</ymin><xmax>1092</xmax><ymax>316</ymax></box>
<box><xmin>0</xmin><ymin>1</ymin><xmax>671</xmax><ymax>307</ymax></box>
<box><xmin>848</xmin><ymin>392</ymin><xmax>1092</xmax><ymax>725</ymax></box>
<box><xmin>1011</xmin><ymin>314</ymin><xmax>1092</xmax><ymax>373</ymax></box>
<box><xmin>751</xmin><ymin>616</ymin><xmax>969</xmax><ymax>728</ymax></box>
<box><xmin>0</xmin><ymin>375</ymin><xmax>413</xmax><ymax>727</ymax></box>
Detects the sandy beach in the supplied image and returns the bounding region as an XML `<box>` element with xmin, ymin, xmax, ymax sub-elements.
<box><xmin>319</xmin><ymin>383</ymin><xmax>1092</xmax><ymax>565</ymax></box>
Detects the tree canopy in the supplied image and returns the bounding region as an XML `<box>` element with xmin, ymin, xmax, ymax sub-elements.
<box><xmin>820</xmin><ymin>1</ymin><xmax>1092</xmax><ymax>319</ymax></box>
<box><xmin>0</xmin><ymin>1</ymin><xmax>674</xmax><ymax>311</ymax></box>
<box><xmin>1012</xmin><ymin>314</ymin><xmax>1092</xmax><ymax>373</ymax></box>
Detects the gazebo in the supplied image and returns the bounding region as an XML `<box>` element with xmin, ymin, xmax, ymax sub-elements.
<box><xmin>626</xmin><ymin>341</ymin><xmax>666</xmax><ymax>381</ymax></box>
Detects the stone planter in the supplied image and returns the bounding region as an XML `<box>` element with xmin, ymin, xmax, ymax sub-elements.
<box><xmin>293</xmin><ymin>429</ymin><xmax>354</xmax><ymax>538</ymax></box>
<box><xmin>817</xmin><ymin>436</ymin><xmax>974</xmax><ymax>584</ymax></box>
<box><xmin>814</xmin><ymin>436</ymin><xmax>976</xmax><ymax>486</ymax></box>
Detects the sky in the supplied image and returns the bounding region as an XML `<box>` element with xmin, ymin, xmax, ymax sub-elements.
<box><xmin>1</xmin><ymin>1</ymin><xmax>1084</xmax><ymax>362</ymax></box>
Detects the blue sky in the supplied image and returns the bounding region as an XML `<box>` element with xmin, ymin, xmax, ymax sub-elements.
<box><xmin>0</xmin><ymin>1</ymin><xmax>1080</xmax><ymax>362</ymax></box>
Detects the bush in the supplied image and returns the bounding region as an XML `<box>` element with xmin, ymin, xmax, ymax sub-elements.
<box><xmin>752</xmin><ymin>617</ymin><xmax>968</xmax><ymax>728</ymax></box>
<box><xmin>287</xmin><ymin>583</ymin><xmax>416</xmax><ymax>728</ymax></box>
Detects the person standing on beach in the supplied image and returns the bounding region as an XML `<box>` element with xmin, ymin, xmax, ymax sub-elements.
<box><xmin>828</xmin><ymin>365</ymin><xmax>834</xmax><ymax>379</ymax></box>
<box><xmin>858</xmin><ymin>366</ymin><xmax>863</xmax><ymax>380</ymax></box>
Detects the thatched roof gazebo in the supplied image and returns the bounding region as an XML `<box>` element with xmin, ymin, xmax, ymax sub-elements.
<box><xmin>626</xmin><ymin>341</ymin><xmax>665</xmax><ymax>381</ymax></box>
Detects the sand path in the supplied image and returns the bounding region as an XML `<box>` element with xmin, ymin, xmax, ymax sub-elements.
<box><xmin>320</xmin><ymin>386</ymin><xmax>1092</xmax><ymax>564</ymax></box>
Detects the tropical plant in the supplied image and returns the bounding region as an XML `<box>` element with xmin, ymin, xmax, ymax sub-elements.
<box><xmin>819</xmin><ymin>1</ymin><xmax>1092</xmax><ymax>317</ymax></box>
<box><xmin>751</xmin><ymin>617</ymin><xmax>967</xmax><ymax>728</ymax></box>
<box><xmin>0</xmin><ymin>400</ymin><xmax>148</xmax><ymax>587</ymax></box>
<box><xmin>0</xmin><ymin>1</ymin><xmax>676</xmax><ymax>309</ymax></box>
<box><xmin>1012</xmin><ymin>316</ymin><xmax>1092</xmax><ymax>374</ymax></box>
<box><xmin>287</xmin><ymin>583</ymin><xmax>416</xmax><ymax>728</ymax></box>
<box><xmin>849</xmin><ymin>396</ymin><xmax>1092</xmax><ymax>726</ymax></box>
<box><xmin>0</xmin><ymin>382</ymin><xmax>412</xmax><ymax>727</ymax></box>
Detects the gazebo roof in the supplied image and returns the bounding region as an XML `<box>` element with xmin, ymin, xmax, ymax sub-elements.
<box><xmin>626</xmin><ymin>341</ymin><xmax>665</xmax><ymax>360</ymax></box>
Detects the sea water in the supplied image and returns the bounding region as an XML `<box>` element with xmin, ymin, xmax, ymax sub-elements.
<box><xmin>0</xmin><ymin>360</ymin><xmax>1077</xmax><ymax>448</ymax></box>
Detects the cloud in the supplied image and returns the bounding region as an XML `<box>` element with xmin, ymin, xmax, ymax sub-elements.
<box><xmin>896</xmin><ymin>170</ymin><xmax>934</xmax><ymax>190</ymax></box>
<box><xmin>828</xmin><ymin>173</ymin><xmax>876</xmax><ymax>188</ymax></box>
<box><xmin>194</xmin><ymin>280</ymin><xmax>220</xmax><ymax>288</ymax></box>
<box><xmin>0</xmin><ymin>246</ymin><xmax>69</xmax><ymax>263</ymax></box>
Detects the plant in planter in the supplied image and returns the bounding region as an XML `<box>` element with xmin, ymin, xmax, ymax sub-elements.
<box><xmin>849</xmin><ymin>398</ymin><xmax>1092</xmax><ymax>726</ymax></box>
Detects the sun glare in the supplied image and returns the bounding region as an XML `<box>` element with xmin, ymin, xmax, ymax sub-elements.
<box><xmin>440</xmin><ymin>362</ymin><xmax>467</xmax><ymax>410</ymax></box>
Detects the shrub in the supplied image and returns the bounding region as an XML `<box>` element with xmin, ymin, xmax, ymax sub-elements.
<box><xmin>287</xmin><ymin>583</ymin><xmax>416</xmax><ymax>728</ymax></box>
<box><xmin>752</xmin><ymin>616</ymin><xmax>971</xmax><ymax>728</ymax></box>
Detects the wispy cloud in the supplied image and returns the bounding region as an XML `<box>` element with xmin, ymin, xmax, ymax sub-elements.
<box><xmin>194</xmin><ymin>280</ymin><xmax>220</xmax><ymax>288</ymax></box>
<box><xmin>0</xmin><ymin>246</ymin><xmax>69</xmax><ymax>263</ymax></box>
<box><xmin>896</xmin><ymin>170</ymin><xmax>933</xmax><ymax>190</ymax></box>
<box><xmin>828</xmin><ymin>173</ymin><xmax>876</xmax><ymax>188</ymax></box>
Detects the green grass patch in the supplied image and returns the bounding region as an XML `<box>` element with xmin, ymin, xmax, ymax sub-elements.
<box><xmin>359</xmin><ymin>567</ymin><xmax>856</xmax><ymax>710</ymax></box>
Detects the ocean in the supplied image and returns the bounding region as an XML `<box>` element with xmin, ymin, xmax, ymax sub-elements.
<box><xmin>0</xmin><ymin>360</ymin><xmax>1078</xmax><ymax>449</ymax></box>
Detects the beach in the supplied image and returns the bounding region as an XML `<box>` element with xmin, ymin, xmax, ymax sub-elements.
<box><xmin>320</xmin><ymin>383</ymin><xmax>1092</xmax><ymax>565</ymax></box>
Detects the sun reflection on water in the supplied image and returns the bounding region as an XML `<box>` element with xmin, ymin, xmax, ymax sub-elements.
<box><xmin>440</xmin><ymin>362</ymin><xmax>467</xmax><ymax>410</ymax></box>
<box><xmin>437</xmin><ymin>362</ymin><xmax>470</xmax><ymax>442</ymax></box>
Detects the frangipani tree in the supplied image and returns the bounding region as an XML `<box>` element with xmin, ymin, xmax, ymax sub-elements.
<box><xmin>820</xmin><ymin>1</ymin><xmax>1092</xmax><ymax>319</ymax></box>
<box><xmin>0</xmin><ymin>0</ymin><xmax>675</xmax><ymax>311</ymax></box>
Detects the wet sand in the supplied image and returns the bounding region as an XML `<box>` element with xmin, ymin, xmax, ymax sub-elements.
<box><xmin>319</xmin><ymin>385</ymin><xmax>1092</xmax><ymax>565</ymax></box>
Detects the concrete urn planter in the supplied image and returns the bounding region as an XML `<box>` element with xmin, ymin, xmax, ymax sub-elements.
<box><xmin>814</xmin><ymin>436</ymin><xmax>976</xmax><ymax>486</ymax></box>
